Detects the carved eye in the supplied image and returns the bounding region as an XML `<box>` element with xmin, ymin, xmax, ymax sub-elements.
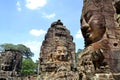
<box><xmin>58</xmin><ymin>50</ymin><xmax>62</xmax><ymax>54</ymax></box>
<box><xmin>84</xmin><ymin>11</ymin><xmax>93</xmax><ymax>23</ymax></box>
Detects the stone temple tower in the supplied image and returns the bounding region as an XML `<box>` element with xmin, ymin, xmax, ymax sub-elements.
<box><xmin>38</xmin><ymin>20</ymin><xmax>79</xmax><ymax>80</ymax></box>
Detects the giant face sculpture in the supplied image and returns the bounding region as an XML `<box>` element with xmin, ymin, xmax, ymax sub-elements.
<box><xmin>81</xmin><ymin>11</ymin><xmax>106</xmax><ymax>46</ymax></box>
<box><xmin>55</xmin><ymin>46</ymin><xmax>71</xmax><ymax>61</ymax></box>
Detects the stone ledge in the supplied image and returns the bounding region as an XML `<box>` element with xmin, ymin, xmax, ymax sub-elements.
<box><xmin>93</xmin><ymin>73</ymin><xmax>120</xmax><ymax>80</ymax></box>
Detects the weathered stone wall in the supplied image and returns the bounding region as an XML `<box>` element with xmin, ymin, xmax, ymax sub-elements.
<box><xmin>77</xmin><ymin>0</ymin><xmax>120</xmax><ymax>80</ymax></box>
<box><xmin>0</xmin><ymin>50</ymin><xmax>22</xmax><ymax>79</ymax></box>
<box><xmin>38</xmin><ymin>20</ymin><xmax>79</xmax><ymax>80</ymax></box>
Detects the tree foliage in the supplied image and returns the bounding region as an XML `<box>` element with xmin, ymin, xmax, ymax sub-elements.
<box><xmin>21</xmin><ymin>58</ymin><xmax>36</xmax><ymax>76</ymax></box>
<box><xmin>0</xmin><ymin>43</ymin><xmax>34</xmax><ymax>58</ymax></box>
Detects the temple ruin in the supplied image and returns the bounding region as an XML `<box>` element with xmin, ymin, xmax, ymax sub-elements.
<box><xmin>1</xmin><ymin>0</ymin><xmax>120</xmax><ymax>80</ymax></box>
<box><xmin>38</xmin><ymin>20</ymin><xmax>79</xmax><ymax>80</ymax></box>
<box><xmin>0</xmin><ymin>49</ymin><xmax>22</xmax><ymax>80</ymax></box>
<box><xmin>38</xmin><ymin>1</ymin><xmax>120</xmax><ymax>79</ymax></box>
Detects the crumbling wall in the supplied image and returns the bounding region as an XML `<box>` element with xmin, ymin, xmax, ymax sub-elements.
<box><xmin>0</xmin><ymin>50</ymin><xmax>22</xmax><ymax>79</ymax></box>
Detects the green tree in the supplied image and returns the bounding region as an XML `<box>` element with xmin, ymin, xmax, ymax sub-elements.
<box><xmin>21</xmin><ymin>58</ymin><xmax>36</xmax><ymax>76</ymax></box>
<box><xmin>16</xmin><ymin>44</ymin><xmax>34</xmax><ymax>58</ymax></box>
<box><xmin>0</xmin><ymin>43</ymin><xmax>15</xmax><ymax>50</ymax></box>
<box><xmin>0</xmin><ymin>43</ymin><xmax>34</xmax><ymax>58</ymax></box>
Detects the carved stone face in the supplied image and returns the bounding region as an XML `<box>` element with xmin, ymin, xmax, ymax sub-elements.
<box><xmin>82</xmin><ymin>56</ymin><xmax>95</xmax><ymax>74</ymax></box>
<box><xmin>81</xmin><ymin>11</ymin><xmax>106</xmax><ymax>46</ymax></box>
<box><xmin>84</xmin><ymin>60</ymin><xmax>95</xmax><ymax>74</ymax></box>
<box><xmin>56</xmin><ymin>46</ymin><xmax>67</xmax><ymax>55</ymax></box>
<box><xmin>56</xmin><ymin>46</ymin><xmax>70</xmax><ymax>61</ymax></box>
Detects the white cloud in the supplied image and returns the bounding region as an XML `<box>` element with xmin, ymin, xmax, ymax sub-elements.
<box><xmin>23</xmin><ymin>41</ymin><xmax>42</xmax><ymax>61</ymax></box>
<box><xmin>25</xmin><ymin>0</ymin><xmax>47</xmax><ymax>10</ymax></box>
<box><xmin>23</xmin><ymin>41</ymin><xmax>42</xmax><ymax>52</ymax></box>
<box><xmin>42</xmin><ymin>13</ymin><xmax>56</xmax><ymax>19</ymax></box>
<box><xmin>75</xmin><ymin>30</ymin><xmax>83</xmax><ymax>39</ymax></box>
<box><xmin>30</xmin><ymin>29</ymin><xmax>46</xmax><ymax>37</ymax></box>
<box><xmin>16</xmin><ymin>1</ymin><xmax>22</xmax><ymax>12</ymax></box>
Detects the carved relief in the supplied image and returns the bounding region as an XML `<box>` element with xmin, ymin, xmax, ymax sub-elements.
<box><xmin>81</xmin><ymin>10</ymin><xmax>106</xmax><ymax>46</ymax></box>
<box><xmin>50</xmin><ymin>46</ymin><xmax>71</xmax><ymax>62</ymax></box>
<box><xmin>78</xmin><ymin>0</ymin><xmax>120</xmax><ymax>79</ymax></box>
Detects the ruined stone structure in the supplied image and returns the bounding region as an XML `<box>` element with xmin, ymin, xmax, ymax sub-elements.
<box><xmin>38</xmin><ymin>20</ymin><xmax>79</xmax><ymax>80</ymax></box>
<box><xmin>0</xmin><ymin>49</ymin><xmax>22</xmax><ymax>80</ymax></box>
<box><xmin>77</xmin><ymin>0</ymin><xmax>120</xmax><ymax>80</ymax></box>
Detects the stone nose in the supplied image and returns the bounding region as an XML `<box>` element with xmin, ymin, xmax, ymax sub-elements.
<box><xmin>82</xmin><ymin>23</ymin><xmax>89</xmax><ymax>28</ymax></box>
<box><xmin>61</xmin><ymin>52</ymin><xmax>64</xmax><ymax>55</ymax></box>
<box><xmin>81</xmin><ymin>18</ymin><xmax>90</xmax><ymax>31</ymax></box>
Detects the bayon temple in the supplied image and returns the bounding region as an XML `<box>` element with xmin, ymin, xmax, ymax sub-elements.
<box><xmin>1</xmin><ymin>0</ymin><xmax>120</xmax><ymax>80</ymax></box>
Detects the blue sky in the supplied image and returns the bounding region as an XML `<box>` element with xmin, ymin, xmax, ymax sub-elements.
<box><xmin>0</xmin><ymin>0</ymin><xmax>84</xmax><ymax>61</ymax></box>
